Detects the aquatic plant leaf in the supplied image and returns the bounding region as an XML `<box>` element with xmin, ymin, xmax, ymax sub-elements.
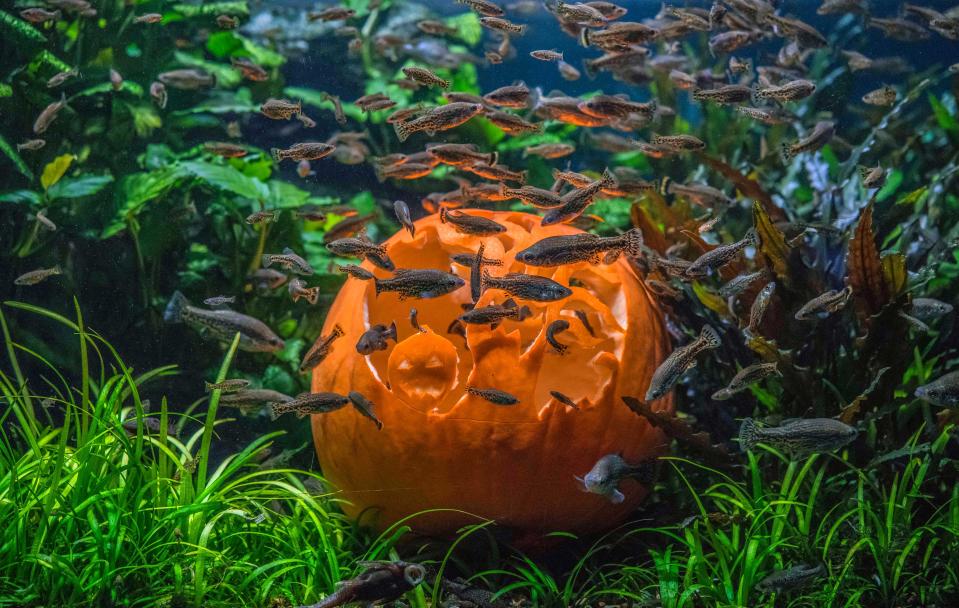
<box><xmin>0</xmin><ymin>9</ymin><xmax>46</xmax><ymax>46</ymax></box>
<box><xmin>630</xmin><ymin>203</ymin><xmax>668</xmax><ymax>254</ymax></box>
<box><xmin>445</xmin><ymin>11</ymin><xmax>482</xmax><ymax>46</ymax></box>
<box><xmin>102</xmin><ymin>166</ymin><xmax>189</xmax><ymax>238</ymax></box>
<box><xmin>880</xmin><ymin>253</ymin><xmax>907</xmax><ymax>297</ymax></box>
<box><xmin>839</xmin><ymin>367</ymin><xmax>889</xmax><ymax>424</ymax></box>
<box><xmin>928</xmin><ymin>93</ymin><xmax>959</xmax><ymax>136</ymax></box>
<box><xmin>172</xmin><ymin>2</ymin><xmax>248</xmax><ymax>17</ymax></box>
<box><xmin>180</xmin><ymin>160</ymin><xmax>268</xmax><ymax>200</ymax></box>
<box><xmin>752</xmin><ymin>200</ymin><xmax>790</xmax><ymax>283</ymax></box>
<box><xmin>71</xmin><ymin>81</ymin><xmax>144</xmax><ymax>99</ymax></box>
<box><xmin>621</xmin><ymin>396</ymin><xmax>733</xmax><ymax>462</ymax></box>
<box><xmin>207</xmin><ymin>32</ymin><xmax>285</xmax><ymax>68</ymax></box>
<box><xmin>27</xmin><ymin>50</ymin><xmax>71</xmax><ymax>75</ymax></box>
<box><xmin>0</xmin><ymin>84</ymin><xmax>10</xmax><ymax>98</ymax></box>
<box><xmin>846</xmin><ymin>201</ymin><xmax>888</xmax><ymax>319</ymax></box>
<box><xmin>41</xmin><ymin>154</ymin><xmax>75</xmax><ymax>191</ymax></box>
<box><xmin>173</xmin><ymin>51</ymin><xmax>241</xmax><ymax>88</ymax></box>
<box><xmin>692</xmin><ymin>282</ymin><xmax>728</xmax><ymax>317</ymax></box>
<box><xmin>0</xmin><ymin>190</ymin><xmax>41</xmax><ymax>205</ymax></box>
<box><xmin>172</xmin><ymin>88</ymin><xmax>256</xmax><ymax>115</ymax></box>
<box><xmin>875</xmin><ymin>169</ymin><xmax>903</xmax><ymax>202</ymax></box>
<box><xmin>127</xmin><ymin>103</ymin><xmax>162</xmax><ymax>137</ymax></box>
<box><xmin>700</xmin><ymin>154</ymin><xmax>776</xmax><ymax>216</ymax></box>
<box><xmin>267</xmin><ymin>180</ymin><xmax>310</xmax><ymax>209</ymax></box>
<box><xmin>285</xmin><ymin>87</ymin><xmax>366</xmax><ymax>121</ymax></box>
<box><xmin>0</xmin><ymin>133</ymin><xmax>33</xmax><ymax>180</ymax></box>
<box><xmin>47</xmin><ymin>174</ymin><xmax>114</xmax><ymax>200</ymax></box>
<box><xmin>895</xmin><ymin>186</ymin><xmax>928</xmax><ymax>209</ymax></box>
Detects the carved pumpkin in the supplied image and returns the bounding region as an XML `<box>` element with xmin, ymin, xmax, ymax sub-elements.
<box><xmin>312</xmin><ymin>210</ymin><xmax>672</xmax><ymax>540</ymax></box>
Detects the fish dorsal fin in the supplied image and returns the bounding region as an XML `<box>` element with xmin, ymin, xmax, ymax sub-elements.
<box><xmin>282</xmin><ymin>247</ymin><xmax>295</xmax><ymax>255</ymax></box>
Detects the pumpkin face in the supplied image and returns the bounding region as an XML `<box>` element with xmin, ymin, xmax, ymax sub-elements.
<box><xmin>311</xmin><ymin>210</ymin><xmax>672</xmax><ymax>539</ymax></box>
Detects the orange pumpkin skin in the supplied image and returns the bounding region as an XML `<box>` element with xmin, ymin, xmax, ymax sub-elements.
<box><xmin>312</xmin><ymin>211</ymin><xmax>672</xmax><ymax>539</ymax></box>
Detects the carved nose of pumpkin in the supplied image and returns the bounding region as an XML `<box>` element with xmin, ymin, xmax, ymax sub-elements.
<box><xmin>388</xmin><ymin>329</ymin><xmax>459</xmax><ymax>405</ymax></box>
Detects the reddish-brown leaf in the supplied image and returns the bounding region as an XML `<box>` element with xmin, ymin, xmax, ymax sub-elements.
<box><xmin>846</xmin><ymin>201</ymin><xmax>889</xmax><ymax>319</ymax></box>
<box><xmin>622</xmin><ymin>396</ymin><xmax>734</xmax><ymax>462</ymax></box>
<box><xmin>699</xmin><ymin>153</ymin><xmax>782</xmax><ymax>221</ymax></box>
<box><xmin>631</xmin><ymin>203</ymin><xmax>668</xmax><ymax>254</ymax></box>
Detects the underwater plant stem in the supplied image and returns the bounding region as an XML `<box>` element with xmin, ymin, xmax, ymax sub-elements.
<box><xmin>194</xmin><ymin>332</ymin><xmax>240</xmax><ymax>493</ymax></box>
<box><xmin>248</xmin><ymin>221</ymin><xmax>269</xmax><ymax>275</ymax></box>
<box><xmin>0</xmin><ymin>308</ymin><xmax>37</xmax><ymax>438</ymax></box>
<box><xmin>359</xmin><ymin>8</ymin><xmax>380</xmax><ymax>76</ymax></box>
<box><xmin>128</xmin><ymin>218</ymin><xmax>150</xmax><ymax>312</ymax></box>
<box><xmin>16</xmin><ymin>220</ymin><xmax>41</xmax><ymax>258</ymax></box>
<box><xmin>74</xmin><ymin>299</ymin><xmax>91</xmax><ymax>442</ymax></box>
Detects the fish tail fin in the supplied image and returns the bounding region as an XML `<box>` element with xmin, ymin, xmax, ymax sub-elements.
<box><xmin>332</xmin><ymin>323</ymin><xmax>345</xmax><ymax>338</ymax></box>
<box><xmin>520</xmin><ymin>169</ymin><xmax>529</xmax><ymax>183</ymax></box>
<box><xmin>738</xmin><ymin>417</ymin><xmax>758</xmax><ymax>452</ymax></box>
<box><xmin>270</xmin><ymin>148</ymin><xmax>281</xmax><ymax>162</ymax></box>
<box><xmin>489</xmin><ymin>150</ymin><xmax>498</xmax><ymax>165</ymax></box>
<box><xmin>624</xmin><ymin>228</ymin><xmax>644</xmax><ymax>258</ymax></box>
<box><xmin>857</xmin><ymin>165</ymin><xmax>870</xmax><ymax>180</ymax></box>
<box><xmin>699</xmin><ymin>324</ymin><xmax>721</xmax><ymax>348</ymax></box>
<box><xmin>744</xmin><ymin>227</ymin><xmax>759</xmax><ymax>246</ymax></box>
<box><xmin>163</xmin><ymin>290</ymin><xmax>190</xmax><ymax>324</ymax></box>
<box><xmin>374</xmin><ymin>278</ymin><xmax>383</xmax><ymax>296</ymax></box>
<box><xmin>393</xmin><ymin>120</ymin><xmax>412</xmax><ymax>143</ymax></box>
<box><xmin>518</xmin><ymin>305</ymin><xmax>532</xmax><ymax>321</ymax></box>
<box><xmin>387</xmin><ymin>320</ymin><xmax>397</xmax><ymax>341</ymax></box>
<box><xmin>307</xmin><ymin>287</ymin><xmax>320</xmax><ymax>305</ymax></box>
<box><xmin>269</xmin><ymin>402</ymin><xmax>285</xmax><ymax>421</ymax></box>
<box><xmin>780</xmin><ymin>141</ymin><xmax>796</xmax><ymax>163</ymax></box>
<box><xmin>204</xmin><ymin>381</ymin><xmax>215</xmax><ymax>392</ymax></box>
<box><xmin>659</xmin><ymin>175</ymin><xmax>672</xmax><ymax>196</ymax></box>
<box><xmin>600</xmin><ymin>168</ymin><xmax>615</xmax><ymax>187</ymax></box>
<box><xmin>53</xmin><ymin>9</ymin><xmax>62</xmax><ymax>19</ymax></box>
<box><xmin>579</xmin><ymin>27</ymin><xmax>591</xmax><ymax>47</ymax></box>
<box><xmin>439</xmin><ymin>207</ymin><xmax>449</xmax><ymax>224</ymax></box>
<box><xmin>52</xmin><ymin>264</ymin><xmax>62</xmax><ymax>275</ymax></box>
<box><xmin>481</xmin><ymin>269</ymin><xmax>493</xmax><ymax>289</ymax></box>
<box><xmin>503</xmin><ymin>298</ymin><xmax>517</xmax><ymax>310</ymax></box>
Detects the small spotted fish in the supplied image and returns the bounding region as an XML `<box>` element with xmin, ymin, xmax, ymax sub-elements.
<box><xmin>753</xmin><ymin>79</ymin><xmax>816</xmax><ymax>102</ymax></box>
<box><xmin>355</xmin><ymin>321</ymin><xmax>398</xmax><ymax>355</ymax></box>
<box><xmin>164</xmin><ymin>291</ymin><xmax>284</xmax><ymax>353</ymax></box>
<box><xmin>781</xmin><ymin>120</ymin><xmax>835</xmax><ymax>162</ymax></box>
<box><xmin>862</xmin><ymin>85</ymin><xmax>897</xmax><ymax>106</ymax></box>
<box><xmin>369</xmin><ymin>269</ymin><xmax>466</xmax><ymax>299</ymax></box>
<box><xmin>439</xmin><ymin>208</ymin><xmax>507</xmax><ymax>236</ymax></box>
<box><xmin>262</xmin><ymin>247</ymin><xmax>314</xmax><ymax>275</ymax></box>
<box><xmin>245</xmin><ymin>210</ymin><xmax>276</xmax><ymax>225</ymax></box>
<box><xmin>711</xmin><ymin>363</ymin><xmax>780</xmax><ymax>400</ymax></box>
<box><xmin>545</xmin><ymin>319</ymin><xmax>570</xmax><ymax>354</ymax></box>
<box><xmin>686</xmin><ymin>229</ymin><xmax>758</xmax><ymax>277</ymax></box>
<box><xmin>14</xmin><ymin>266</ymin><xmax>62</xmax><ymax>286</ymax></box>
<box><xmin>271</xmin><ymin>142</ymin><xmax>335</xmax><ymax>162</ymax></box>
<box><xmin>757</xmin><ymin>564</ymin><xmax>825</xmax><ymax>594</ymax></box>
<box><xmin>910</xmin><ymin>297</ymin><xmax>953</xmax><ymax>322</ymax></box>
<box><xmin>549</xmin><ymin>390</ymin><xmax>578</xmax><ymax>409</ymax></box>
<box><xmin>794</xmin><ymin>286</ymin><xmax>853</xmax><ymax>321</ymax></box>
<box><xmin>269</xmin><ymin>392</ymin><xmax>351</xmax><ymax>420</ymax></box>
<box><xmin>531</xmin><ymin>49</ymin><xmax>563</xmax><ymax>61</ymax></box>
<box><xmin>747</xmin><ymin>281</ymin><xmax>776</xmax><ymax>335</ymax></box>
<box><xmin>393</xmin><ymin>200</ymin><xmax>415</xmax><ymax>237</ymax></box>
<box><xmin>576</xmin><ymin>454</ymin><xmax>651</xmax><ymax>504</ymax></box>
<box><xmin>401</xmin><ymin>66</ymin><xmax>450</xmax><ymax>89</ymax></box>
<box><xmin>646</xmin><ymin>325</ymin><xmax>721</xmax><ymax>401</ymax></box>
<box><xmin>299</xmin><ymin>324</ymin><xmax>345</xmax><ymax>373</ymax></box>
<box><xmin>260</xmin><ymin>98</ymin><xmax>302</xmax><ymax>120</ymax></box>
<box><xmin>205</xmin><ymin>379</ymin><xmax>250</xmax><ymax>393</ymax></box>
<box><xmin>326</xmin><ymin>237</ymin><xmax>394</xmax><ymax>271</ymax></box>
<box><xmin>33</xmin><ymin>93</ymin><xmax>67</xmax><ymax>134</ymax></box>
<box><xmin>457</xmin><ymin>298</ymin><xmax>530</xmax><ymax>326</ymax></box>
<box><xmin>719</xmin><ymin>269</ymin><xmax>769</xmax><ymax>299</ymax></box>
<box><xmin>858</xmin><ymin>164</ymin><xmax>887</xmax><ymax>189</ymax></box>
<box><xmin>203</xmin><ymin>295</ymin><xmax>235</xmax><ymax>307</ymax></box>
<box><xmin>338</xmin><ymin>264</ymin><xmax>375</xmax><ymax>281</ymax></box>
<box><xmin>738</xmin><ymin>418</ymin><xmax>858</xmax><ymax>455</ymax></box>
<box><xmin>348</xmin><ymin>391</ymin><xmax>383</xmax><ymax>429</ymax></box>
<box><xmin>914</xmin><ymin>370</ymin><xmax>959</xmax><ymax>408</ymax></box>
<box><xmin>482</xmin><ymin>270</ymin><xmax>572</xmax><ymax>302</ymax></box>
<box><xmin>288</xmin><ymin>278</ymin><xmax>320</xmax><ymax>305</ymax></box>
<box><xmin>465</xmin><ymin>386</ymin><xmax>519</xmax><ymax>405</ymax></box>
<box><xmin>692</xmin><ymin>84</ymin><xmax>752</xmax><ymax>104</ymax></box>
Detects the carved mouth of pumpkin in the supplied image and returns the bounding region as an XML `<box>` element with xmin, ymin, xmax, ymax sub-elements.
<box><xmin>359</xmin><ymin>211</ymin><xmax>628</xmax><ymax>423</ymax></box>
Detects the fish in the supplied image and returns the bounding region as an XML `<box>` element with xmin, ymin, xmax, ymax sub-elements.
<box><xmin>484</xmin><ymin>110</ymin><xmax>542</xmax><ymax>134</ymax></box>
<box><xmin>466</xmin><ymin>386</ymin><xmax>519</xmax><ymax>405</ymax></box>
<box><xmin>245</xmin><ymin>210</ymin><xmax>276</xmax><ymax>225</ymax></box>
<box><xmin>573</xmin><ymin>310</ymin><xmax>596</xmax><ymax>337</ymax></box>
<box><xmin>485</xmin><ymin>51</ymin><xmax>503</xmax><ymax>64</ymax></box>
<box><xmin>500</xmin><ymin>184</ymin><xmax>562</xmax><ymax>208</ymax></box>
<box><xmin>369</xmin><ymin>268</ymin><xmax>466</xmax><ymax>299</ymax></box>
<box><xmin>288</xmin><ymin>278</ymin><xmax>320</xmax><ymax>305</ymax></box>
<box><xmin>524</xmin><ymin>143</ymin><xmax>575</xmax><ymax>159</ymax></box>
<box><xmin>558</xmin><ymin>60</ymin><xmax>581</xmax><ymax>80</ymax></box>
<box><xmin>858</xmin><ymin>164</ymin><xmax>886</xmax><ymax>189</ymax></box>
<box><xmin>645</xmin><ymin>325</ymin><xmax>721</xmax><ymax>401</ymax></box>
<box><xmin>483</xmin><ymin>83</ymin><xmax>530</xmax><ymax>108</ymax></box>
<box><xmin>754</xmin><ymin>79</ymin><xmax>816</xmax><ymax>102</ymax></box>
<box><xmin>375</xmin><ymin>162</ymin><xmax>433</xmax><ymax>181</ymax></box>
<box><xmin>531</xmin><ymin>49</ymin><xmax>563</xmax><ymax>61</ymax></box>
<box><xmin>219</xmin><ymin>389</ymin><xmax>293</xmax><ymax>414</ymax></box>
<box><xmin>231</xmin><ymin>57</ymin><xmax>268</xmax><ymax>82</ymax></box>
<box><xmin>204</xmin><ymin>142</ymin><xmax>247</xmax><ymax>158</ymax></box>
<box><xmin>541</xmin><ymin>169</ymin><xmax>615</xmax><ymax>226</ymax></box>
<box><xmin>262</xmin><ymin>248</ymin><xmax>314</xmax><ymax>275</ymax></box>
<box><xmin>308</xmin><ymin>7</ymin><xmax>356</xmax><ymax>21</ymax></box>
<box><xmin>401</xmin><ymin>66</ymin><xmax>450</xmax><ymax>89</ymax></box>
<box><xmin>20</xmin><ymin>8</ymin><xmax>61</xmax><ymax>22</ymax></box>
<box><xmin>109</xmin><ymin>68</ymin><xmax>123</xmax><ymax>91</ymax></box>
<box><xmin>665</xmin><ymin>6</ymin><xmax>711</xmax><ymax>30</ymax></box>
<box><xmin>150</xmin><ymin>82</ymin><xmax>167</xmax><ymax>108</ymax></box>
<box><xmin>686</xmin><ymin>229</ymin><xmax>758</xmax><ymax>277</ymax></box>
<box><xmin>650</xmin><ymin>133</ymin><xmax>706</xmax><ymax>151</ymax></box>
<box><xmin>711</xmin><ymin>363</ymin><xmax>780</xmax><ymax>400</ymax></box>
<box><xmin>393</xmin><ymin>200</ymin><xmax>415</xmax><ymax>237</ymax></box>
<box><xmin>203</xmin><ymin>295</ymin><xmax>235</xmax><ymax>307</ymax></box>
<box><xmin>348</xmin><ymin>391</ymin><xmax>383</xmax><ymax>429</ymax></box>
<box><xmin>781</xmin><ymin>120</ymin><xmax>835</xmax><ymax>161</ymax></box>
<box><xmin>217</xmin><ymin>14</ymin><xmax>239</xmax><ymax>28</ymax></box>
<box><xmin>692</xmin><ymin>85</ymin><xmax>752</xmax><ymax>104</ymax></box>
<box><xmin>33</xmin><ymin>210</ymin><xmax>56</xmax><ymax>231</ymax></box>
<box><xmin>355</xmin><ymin>322</ymin><xmax>397</xmax><ymax>355</ymax></box>
<box><xmin>817</xmin><ymin>0</ymin><xmax>867</xmax><ymax>15</ymax></box>
<box><xmin>324</xmin><ymin>212</ymin><xmax>378</xmax><ymax>243</ymax></box>
<box><xmin>868</xmin><ymin>17</ymin><xmax>930</xmax><ymax>42</ymax></box>
<box><xmin>736</xmin><ymin>106</ymin><xmax>795</xmax><ymax>125</ymax></box>
<box><xmin>729</xmin><ymin>56</ymin><xmax>751</xmax><ymax>74</ymax></box>
<box><xmin>458</xmin><ymin>298</ymin><xmax>530</xmax><ymax>326</ymax></box>
<box><xmin>205</xmin><ymin>379</ymin><xmax>250</xmax><ymax>393</ymax></box>
<box><xmin>862</xmin><ymin>85</ymin><xmax>897</xmax><ymax>107</ymax></box>
<box><xmin>417</xmin><ymin>20</ymin><xmax>458</xmax><ymax>36</ymax></box>
<box><xmin>549</xmin><ymin>390</ymin><xmax>578</xmax><ymax>408</ymax></box>
<box><xmin>163</xmin><ymin>291</ymin><xmax>284</xmax><ymax>352</ymax></box>
<box><xmin>661</xmin><ymin>178</ymin><xmax>732</xmax><ymax>208</ymax></box>
<box><xmin>393</xmin><ymin>102</ymin><xmax>485</xmax><ymax>142</ymax></box>
<box><xmin>546</xmin><ymin>319</ymin><xmax>570</xmax><ymax>354</ymax></box>
<box><xmin>427</xmin><ymin>143</ymin><xmax>495</xmax><ymax>166</ymax></box>
<box><xmin>708</xmin><ymin>30</ymin><xmax>762</xmax><ymax>54</ymax></box>
<box><xmin>17</xmin><ymin>139</ymin><xmax>46</xmax><ymax>151</ymax></box>
<box><xmin>337</xmin><ymin>265</ymin><xmax>374</xmax><ymax>282</ymax></box>
<box><xmin>747</xmin><ymin>281</ymin><xmax>776</xmax><ymax>335</ymax></box>
<box><xmin>914</xmin><ymin>371</ymin><xmax>959</xmax><ymax>408</ymax></box>
<box><xmin>311</xmin><ymin>562</ymin><xmax>427</xmax><ymax>608</ymax></box>
<box><xmin>409</xmin><ymin>308</ymin><xmax>425</xmax><ymax>333</ymax></box>
<box><xmin>321</xmin><ymin>93</ymin><xmax>347</xmax><ymax>126</ymax></box>
<box><xmin>157</xmin><ymin>69</ymin><xmax>216</xmax><ymax>90</ymax></box>
<box><xmin>271</xmin><ymin>142</ymin><xmax>335</xmax><ymax>162</ymax></box>
<box><xmin>554</xmin><ymin>0</ymin><xmax>607</xmax><ymax>26</ymax></box>
<box><xmin>794</xmin><ymin>286</ymin><xmax>853</xmax><ymax>321</ymax></box>
<box><xmin>479</xmin><ymin>16</ymin><xmax>526</xmax><ymax>34</ymax></box>
<box><xmin>576</xmin><ymin>453</ymin><xmax>650</xmax><ymax>503</ymax></box>
<box><xmin>514</xmin><ymin>229</ymin><xmax>643</xmax><ymax>266</ymax></box>
<box><xmin>450</xmin><ymin>253</ymin><xmax>503</xmax><ymax>267</ymax></box>
<box><xmin>482</xmin><ymin>270</ymin><xmax>572</xmax><ymax>302</ymax></box>
<box><xmin>757</xmin><ymin>564</ymin><xmax>825</xmax><ymax>594</ymax></box>
<box><xmin>260</xmin><ymin>98</ymin><xmax>302</xmax><ymax>120</ymax></box>
<box><xmin>133</xmin><ymin>13</ymin><xmax>162</xmax><ymax>23</ymax></box>
<box><xmin>14</xmin><ymin>266</ymin><xmax>62</xmax><ymax>286</ymax></box>
<box><xmin>47</xmin><ymin>67</ymin><xmax>79</xmax><ymax>88</ymax></box>
<box><xmin>469</xmin><ymin>242</ymin><xmax>487</xmax><ymax>304</ymax></box>
<box><xmin>33</xmin><ymin>94</ymin><xmax>67</xmax><ymax>134</ymax></box>
<box><xmin>249</xmin><ymin>268</ymin><xmax>288</xmax><ymax>290</ymax></box>
<box><xmin>456</xmin><ymin>0</ymin><xmax>505</xmax><ymax>17</ymax></box>
<box><xmin>439</xmin><ymin>208</ymin><xmax>507</xmax><ymax>236</ymax></box>
<box><xmin>269</xmin><ymin>392</ymin><xmax>351</xmax><ymax>419</ymax></box>
<box><xmin>579</xmin><ymin>95</ymin><xmax>655</xmax><ymax>120</ymax></box>
<box><xmin>299</xmin><ymin>325</ymin><xmax>345</xmax><ymax>373</ymax></box>
<box><xmin>462</xmin><ymin>162</ymin><xmax>527</xmax><ymax>183</ymax></box>
<box><xmin>910</xmin><ymin>297</ymin><xmax>953</xmax><ymax>321</ymax></box>
<box><xmin>738</xmin><ymin>418</ymin><xmax>858</xmax><ymax>455</ymax></box>
<box><xmin>719</xmin><ymin>270</ymin><xmax>769</xmax><ymax>299</ymax></box>
<box><xmin>121</xmin><ymin>417</ymin><xmax>175</xmax><ymax>437</ymax></box>
<box><xmin>326</xmin><ymin>237</ymin><xmax>394</xmax><ymax>271</ymax></box>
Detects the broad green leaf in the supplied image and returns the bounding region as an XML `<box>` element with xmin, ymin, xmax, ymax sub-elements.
<box><xmin>896</xmin><ymin>186</ymin><xmax>928</xmax><ymax>209</ymax></box>
<box><xmin>28</xmin><ymin>50</ymin><xmax>72</xmax><ymax>75</ymax></box>
<box><xmin>0</xmin><ymin>133</ymin><xmax>33</xmax><ymax>180</ymax></box>
<box><xmin>267</xmin><ymin>180</ymin><xmax>311</xmax><ymax>209</ymax></box>
<box><xmin>349</xmin><ymin>191</ymin><xmax>375</xmax><ymax>214</ymax></box>
<box><xmin>928</xmin><ymin>93</ymin><xmax>959</xmax><ymax>136</ymax></box>
<box><xmin>41</xmin><ymin>154</ymin><xmax>75</xmax><ymax>190</ymax></box>
<box><xmin>180</xmin><ymin>160</ymin><xmax>269</xmax><ymax>200</ymax></box>
<box><xmin>126</xmin><ymin>103</ymin><xmax>163</xmax><ymax>137</ymax></box>
<box><xmin>102</xmin><ymin>166</ymin><xmax>189</xmax><ymax>238</ymax></box>
<box><xmin>172</xmin><ymin>2</ymin><xmax>248</xmax><ymax>17</ymax></box>
<box><xmin>446</xmin><ymin>12</ymin><xmax>482</xmax><ymax>46</ymax></box>
<box><xmin>0</xmin><ymin>9</ymin><xmax>46</xmax><ymax>46</ymax></box>
<box><xmin>47</xmin><ymin>174</ymin><xmax>114</xmax><ymax>200</ymax></box>
<box><xmin>0</xmin><ymin>84</ymin><xmax>11</xmax><ymax>98</ymax></box>
<box><xmin>174</xmin><ymin>50</ymin><xmax>241</xmax><ymax>87</ymax></box>
<box><xmin>171</xmin><ymin>88</ymin><xmax>256</xmax><ymax>115</ymax></box>
<box><xmin>0</xmin><ymin>190</ymin><xmax>41</xmax><ymax>205</ymax></box>
<box><xmin>70</xmin><ymin>80</ymin><xmax>144</xmax><ymax>99</ymax></box>
<box><xmin>875</xmin><ymin>169</ymin><xmax>903</xmax><ymax>202</ymax></box>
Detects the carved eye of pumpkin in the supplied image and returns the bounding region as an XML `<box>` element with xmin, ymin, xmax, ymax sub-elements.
<box><xmin>312</xmin><ymin>211</ymin><xmax>672</xmax><ymax>542</ymax></box>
